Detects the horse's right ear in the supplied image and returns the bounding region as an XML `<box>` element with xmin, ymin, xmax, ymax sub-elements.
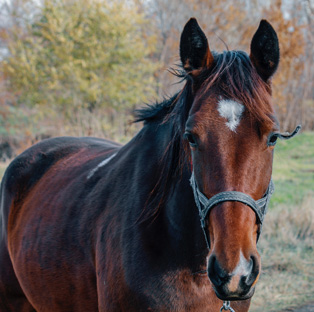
<box><xmin>180</xmin><ymin>18</ymin><xmax>214</xmax><ymax>74</ymax></box>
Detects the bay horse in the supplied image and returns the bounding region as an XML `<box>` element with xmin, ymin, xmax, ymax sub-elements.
<box><xmin>0</xmin><ymin>18</ymin><xmax>300</xmax><ymax>311</ymax></box>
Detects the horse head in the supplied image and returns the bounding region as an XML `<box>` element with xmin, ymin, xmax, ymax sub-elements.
<box><xmin>180</xmin><ymin>18</ymin><xmax>279</xmax><ymax>301</ymax></box>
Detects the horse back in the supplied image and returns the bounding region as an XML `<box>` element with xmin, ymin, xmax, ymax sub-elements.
<box><xmin>1</xmin><ymin>136</ymin><xmax>120</xmax><ymax>237</ymax></box>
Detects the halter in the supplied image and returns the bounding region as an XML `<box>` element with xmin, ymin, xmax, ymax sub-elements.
<box><xmin>190</xmin><ymin>172</ymin><xmax>274</xmax><ymax>249</ymax></box>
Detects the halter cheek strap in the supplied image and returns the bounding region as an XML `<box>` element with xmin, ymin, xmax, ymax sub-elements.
<box><xmin>190</xmin><ymin>172</ymin><xmax>274</xmax><ymax>249</ymax></box>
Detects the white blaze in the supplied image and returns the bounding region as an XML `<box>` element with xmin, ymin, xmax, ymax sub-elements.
<box><xmin>217</xmin><ymin>99</ymin><xmax>244</xmax><ymax>132</ymax></box>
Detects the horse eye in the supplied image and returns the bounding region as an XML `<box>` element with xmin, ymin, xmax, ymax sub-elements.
<box><xmin>267</xmin><ymin>134</ymin><xmax>278</xmax><ymax>146</ymax></box>
<box><xmin>184</xmin><ymin>132</ymin><xmax>197</xmax><ymax>147</ymax></box>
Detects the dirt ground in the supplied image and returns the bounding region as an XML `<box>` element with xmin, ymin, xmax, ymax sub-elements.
<box><xmin>280</xmin><ymin>302</ymin><xmax>314</xmax><ymax>312</ymax></box>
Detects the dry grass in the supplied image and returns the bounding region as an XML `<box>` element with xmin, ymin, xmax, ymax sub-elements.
<box><xmin>251</xmin><ymin>194</ymin><xmax>314</xmax><ymax>311</ymax></box>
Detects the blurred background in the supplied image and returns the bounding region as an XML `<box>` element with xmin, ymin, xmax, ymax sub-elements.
<box><xmin>0</xmin><ymin>0</ymin><xmax>313</xmax><ymax>311</ymax></box>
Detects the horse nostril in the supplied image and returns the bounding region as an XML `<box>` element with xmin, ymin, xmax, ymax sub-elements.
<box><xmin>242</xmin><ymin>255</ymin><xmax>260</xmax><ymax>287</ymax></box>
<box><xmin>207</xmin><ymin>255</ymin><xmax>218</xmax><ymax>285</ymax></box>
<box><xmin>207</xmin><ymin>255</ymin><xmax>229</xmax><ymax>287</ymax></box>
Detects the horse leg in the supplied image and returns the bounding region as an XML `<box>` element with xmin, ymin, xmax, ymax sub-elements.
<box><xmin>0</xmin><ymin>241</ymin><xmax>35</xmax><ymax>312</ymax></box>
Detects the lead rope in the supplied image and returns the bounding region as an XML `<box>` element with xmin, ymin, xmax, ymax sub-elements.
<box><xmin>220</xmin><ymin>301</ymin><xmax>235</xmax><ymax>312</ymax></box>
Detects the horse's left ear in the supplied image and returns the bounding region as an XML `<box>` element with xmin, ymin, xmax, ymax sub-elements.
<box><xmin>180</xmin><ymin>18</ymin><xmax>214</xmax><ymax>74</ymax></box>
<box><xmin>250</xmin><ymin>20</ymin><xmax>280</xmax><ymax>82</ymax></box>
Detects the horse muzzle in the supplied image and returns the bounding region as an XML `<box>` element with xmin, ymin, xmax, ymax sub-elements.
<box><xmin>207</xmin><ymin>253</ymin><xmax>260</xmax><ymax>301</ymax></box>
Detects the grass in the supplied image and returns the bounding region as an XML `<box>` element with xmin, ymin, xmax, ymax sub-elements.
<box><xmin>251</xmin><ymin>131</ymin><xmax>314</xmax><ymax>311</ymax></box>
<box><xmin>0</xmin><ymin>132</ymin><xmax>313</xmax><ymax>311</ymax></box>
<box><xmin>251</xmin><ymin>194</ymin><xmax>314</xmax><ymax>311</ymax></box>
<box><xmin>270</xmin><ymin>131</ymin><xmax>314</xmax><ymax>206</ymax></box>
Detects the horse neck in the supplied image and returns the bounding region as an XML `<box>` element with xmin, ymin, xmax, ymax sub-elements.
<box><xmin>130</xmin><ymin>116</ymin><xmax>208</xmax><ymax>272</ymax></box>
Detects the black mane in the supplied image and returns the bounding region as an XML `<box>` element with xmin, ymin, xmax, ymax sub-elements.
<box><xmin>134</xmin><ymin>93</ymin><xmax>180</xmax><ymax>123</ymax></box>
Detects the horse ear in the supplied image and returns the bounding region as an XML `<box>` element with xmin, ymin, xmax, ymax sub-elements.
<box><xmin>250</xmin><ymin>20</ymin><xmax>280</xmax><ymax>82</ymax></box>
<box><xmin>180</xmin><ymin>18</ymin><xmax>214</xmax><ymax>74</ymax></box>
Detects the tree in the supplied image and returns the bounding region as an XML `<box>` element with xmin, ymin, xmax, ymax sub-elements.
<box><xmin>262</xmin><ymin>0</ymin><xmax>305</xmax><ymax>130</ymax></box>
<box><xmin>3</xmin><ymin>0</ymin><xmax>158</xmax><ymax>132</ymax></box>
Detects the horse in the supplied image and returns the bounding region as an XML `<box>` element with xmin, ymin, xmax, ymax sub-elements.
<box><xmin>0</xmin><ymin>18</ymin><xmax>300</xmax><ymax>311</ymax></box>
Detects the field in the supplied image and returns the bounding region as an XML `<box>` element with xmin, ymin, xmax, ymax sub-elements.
<box><xmin>0</xmin><ymin>132</ymin><xmax>313</xmax><ymax>311</ymax></box>
<box><xmin>251</xmin><ymin>132</ymin><xmax>314</xmax><ymax>311</ymax></box>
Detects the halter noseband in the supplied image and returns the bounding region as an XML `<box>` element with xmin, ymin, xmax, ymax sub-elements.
<box><xmin>190</xmin><ymin>172</ymin><xmax>274</xmax><ymax>249</ymax></box>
